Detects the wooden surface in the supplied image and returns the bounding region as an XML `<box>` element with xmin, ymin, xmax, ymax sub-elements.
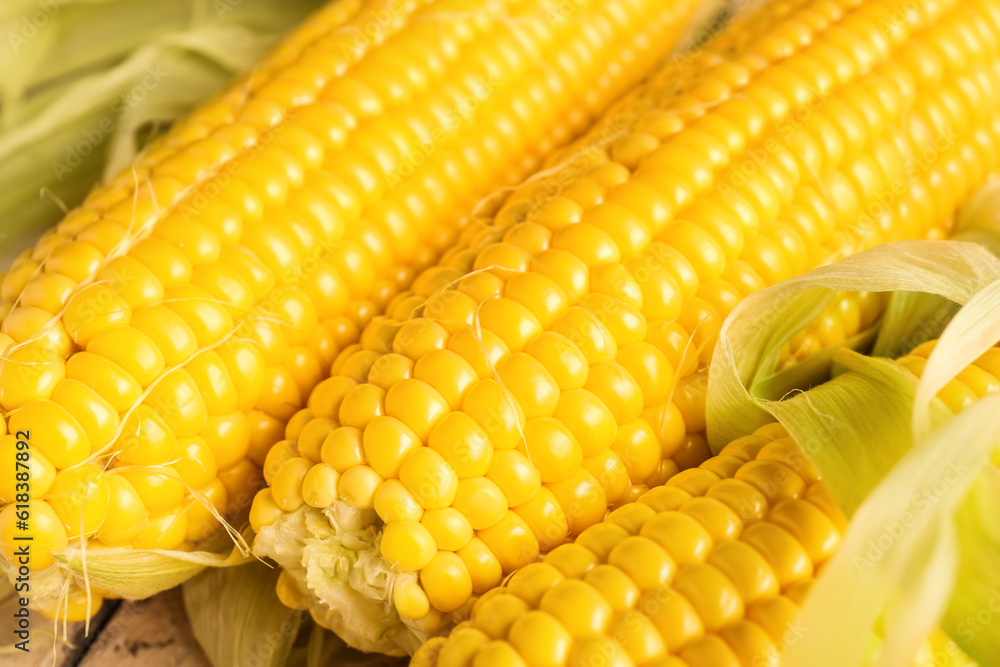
<box><xmin>3</xmin><ymin>590</ymin><xmax>212</xmax><ymax>667</ymax></box>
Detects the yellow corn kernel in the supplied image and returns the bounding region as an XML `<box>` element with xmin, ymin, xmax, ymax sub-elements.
<box><xmin>271</xmin><ymin>457</ymin><xmax>312</xmax><ymax>511</ymax></box>
<box><xmin>249</xmin><ymin>489</ymin><xmax>283</xmax><ymax>532</ymax></box>
<box><xmin>477</xmin><ymin>511</ymin><xmax>539</xmax><ymax>574</ymax></box>
<box><xmin>337</xmin><ymin>465</ymin><xmax>382</xmax><ymax>509</ymax></box>
<box><xmin>46</xmin><ymin>464</ymin><xmax>111</xmax><ymax>538</ymax></box>
<box><xmin>428</xmin><ymin>412</ymin><xmax>492</xmax><ymax>479</ymax></box>
<box><xmin>583</xmin><ymin>564</ymin><xmax>640</xmax><ymax>612</ymax></box>
<box><xmin>394</xmin><ymin>579</ymin><xmax>431</xmax><ymax>621</ymax></box>
<box><xmin>373</xmin><ymin>478</ymin><xmax>423</xmax><ymax>523</ymax></box>
<box><xmin>554</xmin><ymin>389</ymin><xmax>617</xmax><ymax>458</ymax></box>
<box><xmin>486</xmin><ymin>450</ymin><xmax>542</xmax><ymax>508</ymax></box>
<box><xmin>381</xmin><ymin>521</ymin><xmax>437</xmax><ymax>572</ymax></box>
<box><xmin>421</xmin><ymin>551</ymin><xmax>473</xmax><ymax>613</ymax></box>
<box><xmin>421</xmin><ymin>508</ymin><xmax>474</xmax><ymax>552</ymax></box>
<box><xmin>217</xmin><ymin>458</ymin><xmax>261</xmax><ymax>512</ymax></box>
<box><xmin>118</xmin><ymin>466</ymin><xmax>186</xmax><ymax>515</ymax></box>
<box><xmin>472</xmin><ymin>592</ymin><xmax>530</xmax><ymax>640</ymax></box>
<box><xmin>183</xmin><ymin>478</ymin><xmax>228</xmax><ymax>542</ymax></box>
<box><xmin>524</xmin><ymin>332</ymin><xmax>588</xmax><ymax>391</ymax></box>
<box><xmin>457</xmin><ymin>538</ymin><xmax>503</xmax><ymax>596</ymax></box>
<box><xmin>513</xmin><ymin>486</ymin><xmax>569</xmax><ymax>552</ymax></box>
<box><xmin>0</xmin><ymin>500</ymin><xmax>67</xmax><ymax>570</ymax></box>
<box><xmin>607</xmin><ymin>536</ymin><xmax>676</xmax><ymax>594</ymax></box>
<box><xmin>0</xmin><ymin>344</ymin><xmax>66</xmax><ymax>410</ymax></box>
<box><xmin>113</xmin><ymin>405</ymin><xmax>177</xmax><ymax>467</ymax></box>
<box><xmin>185</xmin><ymin>352</ymin><xmax>239</xmax><ymax>415</ymax></box>
<box><xmin>66</xmin><ymin>352</ymin><xmax>142</xmax><ymax>414</ymax></box>
<box><xmin>143</xmin><ymin>369</ymin><xmax>208</xmax><ymax>437</ymax></box>
<box><xmin>2</xmin><ymin>307</ymin><xmax>72</xmax><ymax>357</ymax></box>
<box><xmin>8</xmin><ymin>400</ymin><xmax>90</xmax><ymax>469</ymax></box>
<box><xmin>400</xmin><ymin>448</ymin><xmax>459</xmax><ymax>510</ymax></box>
<box><xmin>63</xmin><ymin>285</ymin><xmax>132</xmax><ymax>346</ymax></box>
<box><xmin>362</xmin><ymin>416</ymin><xmax>421</xmax><ymax>479</ymax></box>
<box><xmin>164</xmin><ymin>285</ymin><xmax>232</xmax><ymax>347</ymax></box>
<box><xmin>462</xmin><ymin>379</ymin><xmax>525</xmax><ymax>451</ymax></box>
<box><xmin>545</xmin><ymin>469</ymin><xmax>606</xmax><ymax>535</ymax></box>
<box><xmin>285</xmin><ymin>408</ymin><xmax>314</xmax><ymax>443</ymax></box>
<box><xmin>301</xmin><ymin>463</ymin><xmax>339</xmax><ymax>509</ymax></box>
<box><xmin>19</xmin><ymin>273</ymin><xmax>77</xmax><ymax>313</ymax></box>
<box><xmin>201</xmin><ymin>413</ymin><xmax>251</xmax><ymax>472</ymax></box>
<box><xmin>174</xmin><ymin>437</ymin><xmax>218</xmax><ymax>490</ymax></box>
<box><xmin>37</xmin><ymin>585</ymin><xmax>104</xmax><ymax>622</ymax></box>
<box><xmin>132</xmin><ymin>507</ymin><xmax>187</xmax><ymax>550</ymax></box>
<box><xmin>508</xmin><ymin>610</ymin><xmax>573</xmax><ymax>666</ymax></box>
<box><xmin>0</xmin><ymin>434</ymin><xmax>56</xmax><ymax>500</ymax></box>
<box><xmin>384</xmin><ymin>378</ymin><xmax>449</xmax><ymax>441</ymax></box>
<box><xmin>539</xmin><ymin>579</ymin><xmax>613</xmax><ymax>639</ymax></box>
<box><xmin>86</xmin><ymin>327</ymin><xmax>165</xmax><ymax>388</ymax></box>
<box><xmin>97</xmin><ymin>474</ymin><xmax>148</xmax><ymax>545</ymax></box>
<box><xmin>320</xmin><ymin>426</ymin><xmax>364</xmax><ymax>473</ymax></box>
<box><xmin>413</xmin><ymin>350</ymin><xmax>477</xmax><ymax>410</ymax></box>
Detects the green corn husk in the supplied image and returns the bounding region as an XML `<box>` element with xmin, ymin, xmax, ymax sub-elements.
<box><xmin>183</xmin><ymin>559</ymin><xmax>405</xmax><ymax>667</ymax></box>
<box><xmin>184</xmin><ymin>561</ymin><xmax>303</xmax><ymax>667</ymax></box>
<box><xmin>706</xmin><ymin>240</ymin><xmax>1000</xmax><ymax>450</ymax></box>
<box><xmin>0</xmin><ymin>0</ymin><xmax>324</xmax><ymax>259</ymax></box>
<box><xmin>705</xmin><ymin>235</ymin><xmax>1000</xmax><ymax>665</ymax></box>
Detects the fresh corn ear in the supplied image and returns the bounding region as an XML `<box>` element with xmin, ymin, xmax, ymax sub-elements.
<box><xmin>250</xmin><ymin>0</ymin><xmax>1000</xmax><ymax>653</ymax></box>
<box><xmin>0</xmin><ymin>0</ymin><xmax>694</xmax><ymax>621</ymax></box>
<box><xmin>411</xmin><ymin>420</ymin><xmax>847</xmax><ymax>667</ymax></box>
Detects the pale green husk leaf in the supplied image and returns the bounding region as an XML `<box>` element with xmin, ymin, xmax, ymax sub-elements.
<box><xmin>706</xmin><ymin>239</ymin><xmax>1000</xmax><ymax>665</ymax></box>
<box><xmin>0</xmin><ymin>525</ymin><xmax>251</xmax><ymax>620</ymax></box>
<box><xmin>706</xmin><ymin>240</ymin><xmax>1000</xmax><ymax>452</ymax></box>
<box><xmin>183</xmin><ymin>560</ymin><xmax>302</xmax><ymax>667</ymax></box>
<box><xmin>51</xmin><ymin>531</ymin><xmax>252</xmax><ymax>599</ymax></box>
<box><xmin>770</xmin><ymin>359</ymin><xmax>1000</xmax><ymax>666</ymax></box>
<box><xmin>869</xmin><ymin>219</ymin><xmax>1000</xmax><ymax>360</ymax></box>
<box><xmin>184</xmin><ymin>560</ymin><xmax>405</xmax><ymax>667</ymax></box>
<box><xmin>870</xmin><ymin>289</ymin><xmax>959</xmax><ymax>359</ymax></box>
<box><xmin>0</xmin><ymin>0</ymin><xmax>323</xmax><ymax>255</ymax></box>
<box><xmin>911</xmin><ymin>277</ymin><xmax>1000</xmax><ymax>439</ymax></box>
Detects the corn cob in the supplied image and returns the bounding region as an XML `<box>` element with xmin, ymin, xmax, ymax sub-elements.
<box><xmin>413</xmin><ymin>333</ymin><xmax>1000</xmax><ymax>667</ymax></box>
<box><xmin>0</xmin><ymin>0</ymin><xmax>697</xmax><ymax>622</ymax></box>
<box><xmin>250</xmin><ymin>0</ymin><xmax>1000</xmax><ymax>652</ymax></box>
